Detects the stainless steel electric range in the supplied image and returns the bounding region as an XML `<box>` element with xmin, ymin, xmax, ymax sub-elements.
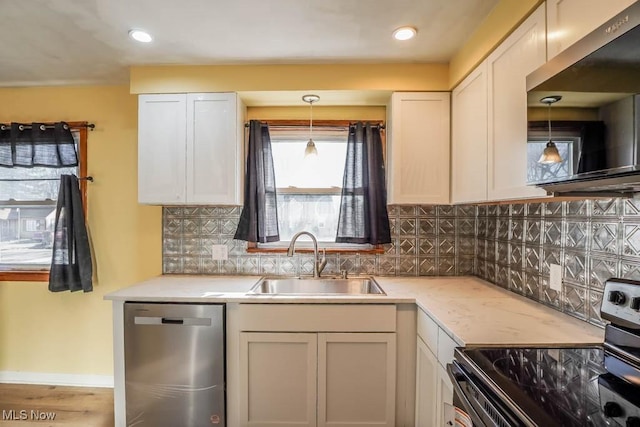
<box><xmin>448</xmin><ymin>278</ymin><xmax>640</xmax><ymax>427</ymax></box>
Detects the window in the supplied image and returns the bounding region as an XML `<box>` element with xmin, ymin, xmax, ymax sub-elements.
<box><xmin>254</xmin><ymin>121</ymin><xmax>382</xmax><ymax>252</ymax></box>
<box><xmin>0</xmin><ymin>123</ymin><xmax>88</xmax><ymax>281</ymax></box>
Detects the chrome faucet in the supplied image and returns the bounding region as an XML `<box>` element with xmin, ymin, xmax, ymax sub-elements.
<box><xmin>287</xmin><ymin>231</ymin><xmax>327</xmax><ymax>278</ymax></box>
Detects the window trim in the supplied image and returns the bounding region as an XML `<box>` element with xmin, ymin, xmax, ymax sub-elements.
<box><xmin>0</xmin><ymin>121</ymin><xmax>89</xmax><ymax>282</ymax></box>
<box><xmin>248</xmin><ymin>119</ymin><xmax>386</xmax><ymax>254</ymax></box>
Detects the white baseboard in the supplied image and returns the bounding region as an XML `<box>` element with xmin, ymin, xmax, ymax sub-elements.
<box><xmin>0</xmin><ymin>371</ymin><xmax>113</xmax><ymax>388</ymax></box>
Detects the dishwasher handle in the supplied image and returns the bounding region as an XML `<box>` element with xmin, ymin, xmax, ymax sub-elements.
<box><xmin>161</xmin><ymin>318</ymin><xmax>184</xmax><ymax>325</ymax></box>
<box><xmin>134</xmin><ymin>316</ymin><xmax>212</xmax><ymax>326</ymax></box>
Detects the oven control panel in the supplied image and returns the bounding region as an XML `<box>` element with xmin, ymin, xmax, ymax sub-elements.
<box><xmin>599</xmin><ymin>374</ymin><xmax>640</xmax><ymax>426</ymax></box>
<box><xmin>602</xmin><ymin>279</ymin><xmax>640</xmax><ymax>329</ymax></box>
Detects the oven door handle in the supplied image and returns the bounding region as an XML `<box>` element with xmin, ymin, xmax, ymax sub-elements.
<box><xmin>447</xmin><ymin>361</ymin><xmax>489</xmax><ymax>427</ymax></box>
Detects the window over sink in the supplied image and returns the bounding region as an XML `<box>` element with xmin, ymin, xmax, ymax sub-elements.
<box><xmin>253</xmin><ymin>121</ymin><xmax>382</xmax><ymax>252</ymax></box>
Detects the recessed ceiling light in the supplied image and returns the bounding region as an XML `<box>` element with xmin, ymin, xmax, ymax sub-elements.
<box><xmin>128</xmin><ymin>29</ymin><xmax>153</xmax><ymax>43</ymax></box>
<box><xmin>393</xmin><ymin>26</ymin><xmax>417</xmax><ymax>41</ymax></box>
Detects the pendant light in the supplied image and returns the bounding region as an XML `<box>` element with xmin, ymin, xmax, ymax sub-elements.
<box><xmin>538</xmin><ymin>95</ymin><xmax>563</xmax><ymax>164</ymax></box>
<box><xmin>302</xmin><ymin>94</ymin><xmax>320</xmax><ymax>157</ymax></box>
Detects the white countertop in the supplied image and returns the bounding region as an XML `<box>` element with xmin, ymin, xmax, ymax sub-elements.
<box><xmin>105</xmin><ymin>275</ymin><xmax>604</xmax><ymax>347</ymax></box>
<box><xmin>375</xmin><ymin>276</ymin><xmax>604</xmax><ymax>347</ymax></box>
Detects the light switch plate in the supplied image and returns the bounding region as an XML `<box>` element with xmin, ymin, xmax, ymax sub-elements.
<box><xmin>211</xmin><ymin>244</ymin><xmax>228</xmax><ymax>261</ymax></box>
<box><xmin>550</xmin><ymin>263</ymin><xmax>562</xmax><ymax>291</ymax></box>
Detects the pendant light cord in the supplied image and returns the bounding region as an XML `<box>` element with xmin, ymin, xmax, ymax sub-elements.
<box><xmin>548</xmin><ymin>102</ymin><xmax>552</xmax><ymax>143</ymax></box>
<box><xmin>309</xmin><ymin>100</ymin><xmax>313</xmax><ymax>141</ymax></box>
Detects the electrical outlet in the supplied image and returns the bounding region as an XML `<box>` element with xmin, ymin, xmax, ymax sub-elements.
<box><xmin>550</xmin><ymin>263</ymin><xmax>562</xmax><ymax>292</ymax></box>
<box><xmin>211</xmin><ymin>245</ymin><xmax>228</xmax><ymax>261</ymax></box>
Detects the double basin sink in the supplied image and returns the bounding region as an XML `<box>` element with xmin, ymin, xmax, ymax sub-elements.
<box><xmin>247</xmin><ymin>276</ymin><xmax>385</xmax><ymax>296</ymax></box>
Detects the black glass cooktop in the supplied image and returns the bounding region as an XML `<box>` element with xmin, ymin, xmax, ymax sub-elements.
<box><xmin>461</xmin><ymin>347</ymin><xmax>610</xmax><ymax>427</ymax></box>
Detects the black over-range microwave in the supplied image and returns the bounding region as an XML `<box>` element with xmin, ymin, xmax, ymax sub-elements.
<box><xmin>526</xmin><ymin>1</ymin><xmax>640</xmax><ymax>195</ymax></box>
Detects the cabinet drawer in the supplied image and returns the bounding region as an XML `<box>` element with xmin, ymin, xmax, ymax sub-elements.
<box><xmin>238</xmin><ymin>304</ymin><xmax>396</xmax><ymax>332</ymax></box>
<box><xmin>417</xmin><ymin>309</ymin><xmax>439</xmax><ymax>354</ymax></box>
<box><xmin>437</xmin><ymin>328</ymin><xmax>458</xmax><ymax>367</ymax></box>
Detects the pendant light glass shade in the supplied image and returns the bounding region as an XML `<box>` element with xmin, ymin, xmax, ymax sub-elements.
<box><xmin>538</xmin><ymin>95</ymin><xmax>563</xmax><ymax>164</ymax></box>
<box><xmin>538</xmin><ymin>142</ymin><xmax>562</xmax><ymax>163</ymax></box>
<box><xmin>305</xmin><ymin>139</ymin><xmax>318</xmax><ymax>156</ymax></box>
<box><xmin>302</xmin><ymin>94</ymin><xmax>320</xmax><ymax>157</ymax></box>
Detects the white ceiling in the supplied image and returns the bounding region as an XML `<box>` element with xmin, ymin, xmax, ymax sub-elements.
<box><xmin>0</xmin><ymin>0</ymin><xmax>499</xmax><ymax>87</ymax></box>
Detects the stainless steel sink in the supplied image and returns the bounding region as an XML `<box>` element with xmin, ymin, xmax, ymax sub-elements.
<box><xmin>247</xmin><ymin>276</ymin><xmax>385</xmax><ymax>295</ymax></box>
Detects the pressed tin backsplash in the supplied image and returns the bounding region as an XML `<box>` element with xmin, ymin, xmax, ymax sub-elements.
<box><xmin>162</xmin><ymin>198</ymin><xmax>640</xmax><ymax>326</ymax></box>
<box><xmin>162</xmin><ymin>205</ymin><xmax>477</xmax><ymax>278</ymax></box>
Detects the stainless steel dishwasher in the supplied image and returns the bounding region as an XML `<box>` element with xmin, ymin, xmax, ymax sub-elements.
<box><xmin>124</xmin><ymin>303</ymin><xmax>225</xmax><ymax>426</ymax></box>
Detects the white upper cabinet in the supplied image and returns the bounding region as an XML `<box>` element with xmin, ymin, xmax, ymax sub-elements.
<box><xmin>386</xmin><ymin>92</ymin><xmax>451</xmax><ymax>205</ymax></box>
<box><xmin>486</xmin><ymin>4</ymin><xmax>548</xmax><ymax>201</ymax></box>
<box><xmin>138</xmin><ymin>94</ymin><xmax>187</xmax><ymax>204</ymax></box>
<box><xmin>186</xmin><ymin>93</ymin><xmax>244</xmax><ymax>205</ymax></box>
<box><xmin>138</xmin><ymin>92</ymin><xmax>245</xmax><ymax>205</ymax></box>
<box><xmin>547</xmin><ymin>0</ymin><xmax>636</xmax><ymax>59</ymax></box>
<box><xmin>451</xmin><ymin>61</ymin><xmax>488</xmax><ymax>204</ymax></box>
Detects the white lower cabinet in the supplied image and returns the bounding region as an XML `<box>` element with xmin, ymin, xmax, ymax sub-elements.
<box><xmin>436</xmin><ymin>365</ymin><xmax>454</xmax><ymax>427</ymax></box>
<box><xmin>240</xmin><ymin>333</ymin><xmax>317</xmax><ymax>426</ymax></box>
<box><xmin>236</xmin><ymin>304</ymin><xmax>397</xmax><ymax>427</ymax></box>
<box><xmin>415</xmin><ymin>310</ymin><xmax>456</xmax><ymax>427</ymax></box>
<box><xmin>240</xmin><ymin>332</ymin><xmax>396</xmax><ymax>427</ymax></box>
<box><xmin>415</xmin><ymin>337</ymin><xmax>438</xmax><ymax>427</ymax></box>
<box><xmin>318</xmin><ymin>333</ymin><xmax>396</xmax><ymax>427</ymax></box>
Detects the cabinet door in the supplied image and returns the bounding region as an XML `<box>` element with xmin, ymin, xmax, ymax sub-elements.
<box><xmin>415</xmin><ymin>337</ymin><xmax>438</xmax><ymax>427</ymax></box>
<box><xmin>451</xmin><ymin>61</ymin><xmax>488</xmax><ymax>204</ymax></box>
<box><xmin>387</xmin><ymin>92</ymin><xmax>451</xmax><ymax>205</ymax></box>
<box><xmin>138</xmin><ymin>94</ymin><xmax>187</xmax><ymax>204</ymax></box>
<box><xmin>547</xmin><ymin>0</ymin><xmax>636</xmax><ymax>59</ymax></box>
<box><xmin>436</xmin><ymin>364</ymin><xmax>454</xmax><ymax>427</ymax></box>
<box><xmin>239</xmin><ymin>332</ymin><xmax>317</xmax><ymax>427</ymax></box>
<box><xmin>186</xmin><ymin>93</ymin><xmax>242</xmax><ymax>205</ymax></box>
<box><xmin>487</xmin><ymin>4</ymin><xmax>548</xmax><ymax>201</ymax></box>
<box><xmin>317</xmin><ymin>333</ymin><xmax>396</xmax><ymax>427</ymax></box>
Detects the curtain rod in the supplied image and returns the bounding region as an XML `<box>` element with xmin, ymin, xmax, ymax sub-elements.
<box><xmin>0</xmin><ymin>123</ymin><xmax>95</xmax><ymax>132</ymax></box>
<box><xmin>0</xmin><ymin>176</ymin><xmax>94</xmax><ymax>182</ymax></box>
<box><xmin>244</xmin><ymin>121</ymin><xmax>385</xmax><ymax>129</ymax></box>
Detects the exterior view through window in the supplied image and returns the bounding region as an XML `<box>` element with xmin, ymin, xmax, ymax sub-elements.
<box><xmin>265</xmin><ymin>125</ymin><xmax>358</xmax><ymax>247</ymax></box>
<box><xmin>0</xmin><ymin>131</ymin><xmax>79</xmax><ymax>270</ymax></box>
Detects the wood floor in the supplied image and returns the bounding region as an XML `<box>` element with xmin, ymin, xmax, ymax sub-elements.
<box><xmin>0</xmin><ymin>384</ymin><xmax>113</xmax><ymax>426</ymax></box>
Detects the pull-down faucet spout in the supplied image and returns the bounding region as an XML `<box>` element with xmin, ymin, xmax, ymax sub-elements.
<box><xmin>287</xmin><ymin>231</ymin><xmax>327</xmax><ymax>278</ymax></box>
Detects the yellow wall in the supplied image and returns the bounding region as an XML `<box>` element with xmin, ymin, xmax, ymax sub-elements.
<box><xmin>130</xmin><ymin>64</ymin><xmax>450</xmax><ymax>94</ymax></box>
<box><xmin>0</xmin><ymin>86</ymin><xmax>161</xmax><ymax>376</ymax></box>
<box><xmin>449</xmin><ymin>0</ymin><xmax>544</xmax><ymax>88</ymax></box>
